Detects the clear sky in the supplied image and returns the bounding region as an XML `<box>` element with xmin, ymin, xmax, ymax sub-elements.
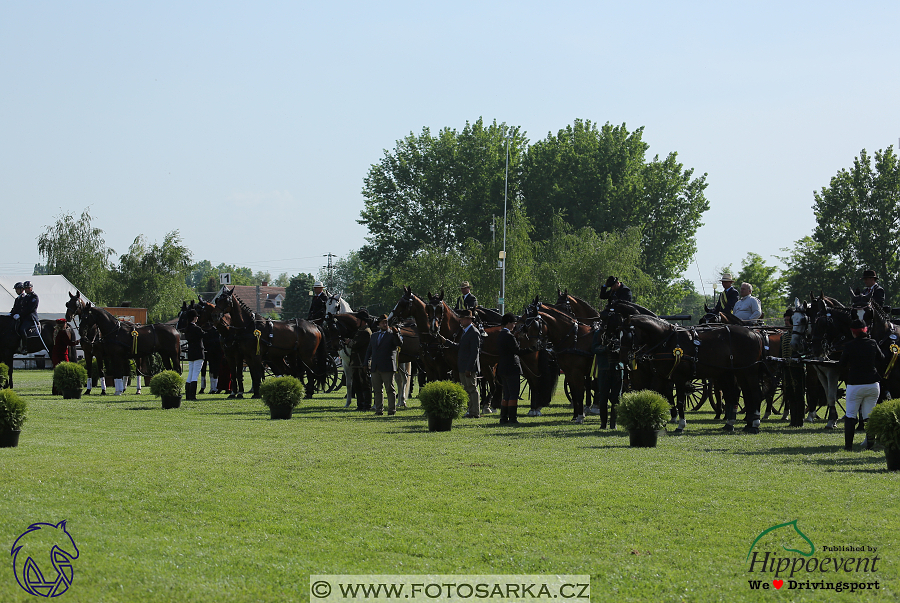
<box><xmin>2</xmin><ymin>1</ymin><xmax>898</xmax><ymax>297</ymax></box>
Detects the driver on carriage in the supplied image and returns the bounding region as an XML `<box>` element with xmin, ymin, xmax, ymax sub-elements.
<box><xmin>732</xmin><ymin>282</ymin><xmax>762</xmax><ymax>323</ymax></box>
<box><xmin>713</xmin><ymin>273</ymin><xmax>739</xmax><ymax>318</ymax></box>
<box><xmin>859</xmin><ymin>269</ymin><xmax>886</xmax><ymax>308</ymax></box>
<box><xmin>599</xmin><ymin>276</ymin><xmax>632</xmax><ymax>303</ymax></box>
<box><xmin>308</xmin><ymin>281</ymin><xmax>328</xmax><ymax>322</ymax></box>
<box><xmin>456</xmin><ymin>281</ymin><xmax>477</xmax><ymax>312</ymax></box>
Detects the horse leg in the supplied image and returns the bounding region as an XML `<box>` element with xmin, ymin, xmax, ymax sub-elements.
<box><xmin>720</xmin><ymin>376</ymin><xmax>739</xmax><ymax>431</ymax></box>
<box><xmin>738</xmin><ymin>370</ymin><xmax>762</xmax><ymax>434</ymax></box>
<box><xmin>199</xmin><ymin>360</ymin><xmax>207</xmax><ymax>393</ymax></box>
<box><xmin>571</xmin><ymin>372</ymin><xmax>585</xmax><ymax>423</ymax></box>
<box><xmin>673</xmin><ymin>380</ymin><xmax>687</xmax><ymax>432</ymax></box>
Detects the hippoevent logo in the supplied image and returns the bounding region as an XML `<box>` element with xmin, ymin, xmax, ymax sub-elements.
<box><xmin>10</xmin><ymin>521</ymin><xmax>80</xmax><ymax>597</ymax></box>
<box><xmin>745</xmin><ymin>520</ymin><xmax>881</xmax><ymax>594</ymax></box>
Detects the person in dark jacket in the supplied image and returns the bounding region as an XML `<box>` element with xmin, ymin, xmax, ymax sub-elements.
<box><xmin>599</xmin><ymin>276</ymin><xmax>633</xmax><ymax>303</ymax></box>
<box><xmin>496</xmin><ymin>313</ymin><xmax>522</xmax><ymax>425</ymax></box>
<box><xmin>456</xmin><ymin>281</ymin><xmax>478</xmax><ymax>311</ymax></box>
<box><xmin>590</xmin><ymin>323</ymin><xmax>624</xmax><ymax>429</ymax></box>
<box><xmin>441</xmin><ymin>309</ymin><xmax>483</xmax><ymax>417</ymax></box>
<box><xmin>364</xmin><ymin>314</ymin><xmax>403</xmax><ymax>415</ymax></box>
<box><xmin>860</xmin><ymin>269</ymin><xmax>886</xmax><ymax>308</ymax></box>
<box><xmin>349</xmin><ymin>314</ymin><xmax>373</xmax><ymax>411</ymax></box>
<box><xmin>308</xmin><ymin>282</ymin><xmax>327</xmax><ymax>321</ymax></box>
<box><xmin>182</xmin><ymin>310</ymin><xmax>205</xmax><ymax>400</ymax></box>
<box><xmin>13</xmin><ymin>281</ymin><xmax>40</xmax><ymax>348</ymax></box>
<box><xmin>712</xmin><ymin>273</ymin><xmax>739</xmax><ymax>317</ymax></box>
<box><xmin>839</xmin><ymin>319</ymin><xmax>885</xmax><ymax>451</ymax></box>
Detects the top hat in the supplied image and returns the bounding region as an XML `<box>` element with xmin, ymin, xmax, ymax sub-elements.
<box><xmin>862</xmin><ymin>269</ymin><xmax>878</xmax><ymax>280</ymax></box>
<box><xmin>458</xmin><ymin>309</ymin><xmax>474</xmax><ymax>319</ymax></box>
<box><xmin>604</xmin><ymin>275</ymin><xmax>618</xmax><ymax>288</ymax></box>
<box><xmin>719</xmin><ymin>273</ymin><xmax>734</xmax><ymax>282</ymax></box>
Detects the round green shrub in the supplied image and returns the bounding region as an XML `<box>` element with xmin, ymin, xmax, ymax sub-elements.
<box><xmin>418</xmin><ymin>380</ymin><xmax>468</xmax><ymax>420</ymax></box>
<box><xmin>0</xmin><ymin>363</ymin><xmax>8</xmax><ymax>389</ymax></box>
<box><xmin>617</xmin><ymin>389</ymin><xmax>670</xmax><ymax>431</ymax></box>
<box><xmin>867</xmin><ymin>399</ymin><xmax>900</xmax><ymax>451</ymax></box>
<box><xmin>53</xmin><ymin>362</ymin><xmax>88</xmax><ymax>392</ymax></box>
<box><xmin>0</xmin><ymin>389</ymin><xmax>27</xmax><ymax>431</ymax></box>
<box><xmin>259</xmin><ymin>376</ymin><xmax>304</xmax><ymax>409</ymax></box>
<box><xmin>149</xmin><ymin>370</ymin><xmax>186</xmax><ymax>398</ymax></box>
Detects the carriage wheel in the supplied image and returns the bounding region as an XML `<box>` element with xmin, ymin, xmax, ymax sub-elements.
<box><xmin>687</xmin><ymin>379</ymin><xmax>710</xmax><ymax>411</ymax></box>
<box><xmin>321</xmin><ymin>355</ymin><xmax>340</xmax><ymax>393</ymax></box>
<box><xmin>519</xmin><ymin>374</ymin><xmax>530</xmax><ymax>400</ymax></box>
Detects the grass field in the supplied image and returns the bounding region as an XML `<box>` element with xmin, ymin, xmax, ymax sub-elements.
<box><xmin>0</xmin><ymin>369</ymin><xmax>897</xmax><ymax>602</ymax></box>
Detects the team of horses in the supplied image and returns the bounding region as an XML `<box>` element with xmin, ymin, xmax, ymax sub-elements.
<box><xmin>17</xmin><ymin>285</ymin><xmax>895</xmax><ymax>437</ymax></box>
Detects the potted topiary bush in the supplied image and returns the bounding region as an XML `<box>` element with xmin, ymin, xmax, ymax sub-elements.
<box><xmin>150</xmin><ymin>370</ymin><xmax>186</xmax><ymax>409</ymax></box>
<box><xmin>866</xmin><ymin>400</ymin><xmax>900</xmax><ymax>471</ymax></box>
<box><xmin>0</xmin><ymin>389</ymin><xmax>27</xmax><ymax>448</ymax></box>
<box><xmin>617</xmin><ymin>389</ymin><xmax>670</xmax><ymax>447</ymax></box>
<box><xmin>418</xmin><ymin>380</ymin><xmax>468</xmax><ymax>432</ymax></box>
<box><xmin>53</xmin><ymin>362</ymin><xmax>88</xmax><ymax>400</ymax></box>
<box><xmin>260</xmin><ymin>376</ymin><xmax>304</xmax><ymax>419</ymax></box>
<box><xmin>0</xmin><ymin>362</ymin><xmax>8</xmax><ymax>389</ymax></box>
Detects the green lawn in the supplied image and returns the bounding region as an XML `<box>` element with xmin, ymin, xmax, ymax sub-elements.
<box><xmin>0</xmin><ymin>370</ymin><xmax>897</xmax><ymax>602</ymax></box>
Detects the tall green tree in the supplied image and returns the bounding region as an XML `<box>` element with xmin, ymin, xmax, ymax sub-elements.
<box><xmin>521</xmin><ymin>119</ymin><xmax>709</xmax><ymax>286</ymax></box>
<box><xmin>37</xmin><ymin>208</ymin><xmax>115</xmax><ymax>304</ymax></box>
<box><xmin>281</xmin><ymin>273</ymin><xmax>315</xmax><ymax>320</ymax></box>
<box><xmin>359</xmin><ymin>118</ymin><xmax>525</xmax><ymax>270</ymax></box>
<box><xmin>778</xmin><ymin>237</ymin><xmax>846</xmax><ymax>304</ymax></box>
<box><xmin>812</xmin><ymin>146</ymin><xmax>900</xmax><ymax>296</ymax></box>
<box><xmin>112</xmin><ymin>231</ymin><xmax>194</xmax><ymax>323</ymax></box>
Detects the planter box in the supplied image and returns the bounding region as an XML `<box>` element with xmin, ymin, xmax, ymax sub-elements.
<box><xmin>427</xmin><ymin>415</ymin><xmax>453</xmax><ymax>432</ymax></box>
<box><xmin>886</xmin><ymin>447</ymin><xmax>900</xmax><ymax>472</ymax></box>
<box><xmin>61</xmin><ymin>388</ymin><xmax>82</xmax><ymax>400</ymax></box>
<box><xmin>161</xmin><ymin>395</ymin><xmax>182</xmax><ymax>409</ymax></box>
<box><xmin>628</xmin><ymin>429</ymin><xmax>664</xmax><ymax>448</ymax></box>
<box><xmin>0</xmin><ymin>429</ymin><xmax>21</xmax><ymax>448</ymax></box>
<box><xmin>269</xmin><ymin>406</ymin><xmax>293</xmax><ymax>420</ymax></box>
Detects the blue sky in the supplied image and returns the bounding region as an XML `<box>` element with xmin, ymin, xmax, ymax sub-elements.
<box><xmin>2</xmin><ymin>1</ymin><xmax>898</xmax><ymax>298</ymax></box>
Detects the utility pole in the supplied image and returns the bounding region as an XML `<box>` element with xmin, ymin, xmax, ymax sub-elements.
<box><xmin>322</xmin><ymin>253</ymin><xmax>336</xmax><ymax>288</ymax></box>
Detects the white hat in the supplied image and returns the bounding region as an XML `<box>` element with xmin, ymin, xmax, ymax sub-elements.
<box><xmin>720</xmin><ymin>273</ymin><xmax>734</xmax><ymax>282</ymax></box>
<box><xmin>313</xmin><ymin>282</ymin><xmax>324</xmax><ymax>288</ymax></box>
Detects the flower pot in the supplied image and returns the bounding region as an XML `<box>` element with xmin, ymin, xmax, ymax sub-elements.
<box><xmin>0</xmin><ymin>429</ymin><xmax>21</xmax><ymax>448</ymax></box>
<box><xmin>628</xmin><ymin>428</ymin><xmax>663</xmax><ymax>448</ymax></box>
<box><xmin>885</xmin><ymin>447</ymin><xmax>900</xmax><ymax>472</ymax></box>
<box><xmin>62</xmin><ymin>388</ymin><xmax>82</xmax><ymax>400</ymax></box>
<box><xmin>427</xmin><ymin>415</ymin><xmax>453</xmax><ymax>432</ymax></box>
<box><xmin>269</xmin><ymin>405</ymin><xmax>293</xmax><ymax>420</ymax></box>
<box><xmin>161</xmin><ymin>395</ymin><xmax>182</xmax><ymax>409</ymax></box>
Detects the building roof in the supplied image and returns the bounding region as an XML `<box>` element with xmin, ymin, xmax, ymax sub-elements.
<box><xmin>221</xmin><ymin>285</ymin><xmax>287</xmax><ymax>312</ymax></box>
<box><xmin>0</xmin><ymin>275</ymin><xmax>94</xmax><ymax>320</ymax></box>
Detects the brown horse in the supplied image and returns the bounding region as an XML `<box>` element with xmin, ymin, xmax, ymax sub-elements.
<box><xmin>214</xmin><ymin>287</ymin><xmax>326</xmax><ymax>398</ymax></box>
<box><xmin>554</xmin><ymin>289</ymin><xmax>600</xmax><ymax>320</ymax></box>
<box><xmin>0</xmin><ymin>316</ymin><xmax>72</xmax><ymax>389</ymax></box>
<box><xmin>388</xmin><ymin>287</ymin><xmax>451</xmax><ymax>381</ymax></box>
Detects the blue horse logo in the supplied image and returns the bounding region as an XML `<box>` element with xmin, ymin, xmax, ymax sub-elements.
<box><xmin>11</xmin><ymin>520</ymin><xmax>80</xmax><ymax>597</ymax></box>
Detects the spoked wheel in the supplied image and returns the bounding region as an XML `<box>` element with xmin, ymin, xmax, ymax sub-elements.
<box><xmin>320</xmin><ymin>354</ymin><xmax>340</xmax><ymax>393</ymax></box>
<box><xmin>687</xmin><ymin>379</ymin><xmax>710</xmax><ymax>411</ymax></box>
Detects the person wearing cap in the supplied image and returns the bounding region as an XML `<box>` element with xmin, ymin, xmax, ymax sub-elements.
<box><xmin>308</xmin><ymin>282</ymin><xmax>328</xmax><ymax>321</ymax></box>
<box><xmin>838</xmin><ymin>318</ymin><xmax>885</xmax><ymax>451</ymax></box>
<box><xmin>599</xmin><ymin>276</ymin><xmax>632</xmax><ymax>303</ymax></box>
<box><xmin>732</xmin><ymin>283</ymin><xmax>762</xmax><ymax>322</ymax></box>
<box><xmin>8</xmin><ymin>282</ymin><xmax>25</xmax><ymax>321</ymax></box>
<box><xmin>440</xmin><ymin>309</ymin><xmax>484</xmax><ymax>417</ymax></box>
<box><xmin>713</xmin><ymin>273</ymin><xmax>739</xmax><ymax>317</ymax></box>
<box><xmin>860</xmin><ymin>269</ymin><xmax>886</xmax><ymax>308</ymax></box>
<box><xmin>364</xmin><ymin>314</ymin><xmax>403</xmax><ymax>415</ymax></box>
<box><xmin>12</xmin><ymin>281</ymin><xmax>40</xmax><ymax>349</ymax></box>
<box><xmin>456</xmin><ymin>282</ymin><xmax>478</xmax><ymax>312</ymax></box>
<box><xmin>496</xmin><ymin>313</ymin><xmax>522</xmax><ymax>425</ymax></box>
<box><xmin>182</xmin><ymin>309</ymin><xmax>205</xmax><ymax>400</ymax></box>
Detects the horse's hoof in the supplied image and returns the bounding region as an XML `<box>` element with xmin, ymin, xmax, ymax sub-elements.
<box><xmin>527</xmin><ymin>409</ymin><xmax>542</xmax><ymax>417</ymax></box>
<box><xmin>713</xmin><ymin>414</ymin><xmax>721</xmax><ymax>421</ymax></box>
<box><xmin>762</xmin><ymin>412</ymin><xmax>771</xmax><ymax>421</ymax></box>
<box><xmin>227</xmin><ymin>394</ymin><xmax>236</xmax><ymax>399</ymax></box>
<box><xmin>742</xmin><ymin>425</ymin><xmax>760</xmax><ymax>434</ymax></box>
<box><xmin>673</xmin><ymin>428</ymin><xmax>684</xmax><ymax>435</ymax></box>
<box><xmin>251</xmin><ymin>394</ymin><xmax>261</xmax><ymax>399</ymax></box>
<box><xmin>721</xmin><ymin>424</ymin><xmax>735</xmax><ymax>432</ymax></box>
<box><xmin>236</xmin><ymin>393</ymin><xmax>243</xmax><ymax>399</ymax></box>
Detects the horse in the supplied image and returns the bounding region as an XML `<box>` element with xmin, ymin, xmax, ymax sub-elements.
<box><xmin>517</xmin><ymin>302</ymin><xmax>594</xmax><ymax>423</ymax></box>
<box><xmin>320</xmin><ymin>292</ymin><xmax>357</xmax><ymax>404</ymax></box>
<box><xmin>806</xmin><ymin>305</ymin><xmax>853</xmax><ymax>427</ymax></box>
<box><xmin>388</xmin><ymin>287</ymin><xmax>450</xmax><ymax>382</ymax></box>
<box><xmin>75</xmin><ymin>303</ymin><xmax>181</xmax><ymax>395</ymax></box>
<box><xmin>214</xmin><ymin>287</ymin><xmax>327</xmax><ymax>398</ymax></box>
<box><xmin>554</xmin><ymin>289</ymin><xmax>600</xmax><ymax>320</ymax></box>
<box><xmin>0</xmin><ymin>316</ymin><xmax>70</xmax><ymax>389</ymax></box>
<box><xmin>619</xmin><ymin>314</ymin><xmax>768</xmax><ymax>433</ymax></box>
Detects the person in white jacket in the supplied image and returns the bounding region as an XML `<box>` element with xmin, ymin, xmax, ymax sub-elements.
<box><xmin>733</xmin><ymin>283</ymin><xmax>762</xmax><ymax>321</ymax></box>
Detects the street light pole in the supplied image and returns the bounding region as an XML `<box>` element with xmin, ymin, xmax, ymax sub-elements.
<box><xmin>500</xmin><ymin>133</ymin><xmax>511</xmax><ymax>315</ymax></box>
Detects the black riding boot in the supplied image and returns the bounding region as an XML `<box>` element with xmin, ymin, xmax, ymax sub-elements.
<box><xmin>862</xmin><ymin>418</ymin><xmax>875</xmax><ymax>450</ymax></box>
<box><xmin>499</xmin><ymin>402</ymin><xmax>509</xmax><ymax>425</ymax></box>
<box><xmin>598</xmin><ymin>402</ymin><xmax>608</xmax><ymax>429</ymax></box>
<box><xmin>609</xmin><ymin>405</ymin><xmax>617</xmax><ymax>429</ymax></box>
<box><xmin>185</xmin><ymin>382</ymin><xmax>196</xmax><ymax>401</ymax></box>
<box><xmin>844</xmin><ymin>417</ymin><xmax>857</xmax><ymax>451</ymax></box>
<box><xmin>508</xmin><ymin>400</ymin><xmax>519</xmax><ymax>425</ymax></box>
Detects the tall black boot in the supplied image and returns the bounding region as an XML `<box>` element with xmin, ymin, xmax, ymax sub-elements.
<box><xmin>598</xmin><ymin>402</ymin><xmax>608</xmax><ymax>429</ymax></box>
<box><xmin>499</xmin><ymin>401</ymin><xmax>509</xmax><ymax>425</ymax></box>
<box><xmin>862</xmin><ymin>418</ymin><xmax>875</xmax><ymax>450</ymax></box>
<box><xmin>844</xmin><ymin>417</ymin><xmax>857</xmax><ymax>451</ymax></box>
<box><xmin>609</xmin><ymin>405</ymin><xmax>617</xmax><ymax>429</ymax></box>
<box><xmin>508</xmin><ymin>400</ymin><xmax>519</xmax><ymax>425</ymax></box>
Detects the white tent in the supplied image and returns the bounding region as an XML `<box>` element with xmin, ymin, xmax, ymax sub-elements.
<box><xmin>0</xmin><ymin>275</ymin><xmax>93</xmax><ymax>321</ymax></box>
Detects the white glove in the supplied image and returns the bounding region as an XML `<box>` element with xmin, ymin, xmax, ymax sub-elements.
<box><xmin>13</xmin><ymin>314</ymin><xmax>19</xmax><ymax>319</ymax></box>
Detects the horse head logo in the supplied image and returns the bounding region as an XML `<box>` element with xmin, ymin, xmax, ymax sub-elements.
<box><xmin>11</xmin><ymin>520</ymin><xmax>80</xmax><ymax>597</ymax></box>
<box><xmin>746</xmin><ymin>519</ymin><xmax>815</xmax><ymax>561</ymax></box>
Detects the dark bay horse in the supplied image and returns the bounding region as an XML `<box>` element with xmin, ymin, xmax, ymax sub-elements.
<box><xmin>554</xmin><ymin>289</ymin><xmax>600</xmax><ymax>320</ymax></box>
<box><xmin>620</xmin><ymin>314</ymin><xmax>768</xmax><ymax>433</ymax></box>
<box><xmin>388</xmin><ymin>287</ymin><xmax>451</xmax><ymax>381</ymax></box>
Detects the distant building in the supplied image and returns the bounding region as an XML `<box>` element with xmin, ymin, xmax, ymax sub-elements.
<box><xmin>221</xmin><ymin>285</ymin><xmax>286</xmax><ymax>315</ymax></box>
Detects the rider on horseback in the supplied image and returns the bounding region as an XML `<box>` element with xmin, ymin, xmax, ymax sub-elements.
<box><xmin>9</xmin><ymin>281</ymin><xmax>39</xmax><ymax>352</ymax></box>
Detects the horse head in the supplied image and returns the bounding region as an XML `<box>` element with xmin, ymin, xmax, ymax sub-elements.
<box><xmin>12</xmin><ymin>520</ymin><xmax>79</xmax><ymax>597</ymax></box>
<box><xmin>425</xmin><ymin>292</ymin><xmax>445</xmax><ymax>336</ymax></box>
<box><xmin>65</xmin><ymin>291</ymin><xmax>86</xmax><ymax>322</ymax></box>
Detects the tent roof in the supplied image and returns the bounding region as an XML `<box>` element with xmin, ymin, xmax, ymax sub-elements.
<box><xmin>0</xmin><ymin>275</ymin><xmax>93</xmax><ymax>321</ymax></box>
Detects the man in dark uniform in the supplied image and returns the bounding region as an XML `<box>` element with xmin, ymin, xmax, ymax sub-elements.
<box><xmin>456</xmin><ymin>281</ymin><xmax>477</xmax><ymax>311</ymax></box>
<box><xmin>441</xmin><ymin>309</ymin><xmax>483</xmax><ymax>417</ymax></box>
<box><xmin>8</xmin><ymin>282</ymin><xmax>26</xmax><ymax>350</ymax></box>
<box><xmin>364</xmin><ymin>314</ymin><xmax>403</xmax><ymax>416</ymax></box>
<box><xmin>860</xmin><ymin>269</ymin><xmax>886</xmax><ymax>308</ymax></box>
<box><xmin>590</xmin><ymin>323</ymin><xmax>624</xmax><ymax>429</ymax></box>
<box><xmin>713</xmin><ymin>273</ymin><xmax>739</xmax><ymax>317</ymax></box>
<box><xmin>348</xmin><ymin>310</ymin><xmax>373</xmax><ymax>411</ymax></box>
<box><xmin>17</xmin><ymin>281</ymin><xmax>40</xmax><ymax>350</ymax></box>
<box><xmin>599</xmin><ymin>276</ymin><xmax>633</xmax><ymax>303</ymax></box>
<box><xmin>308</xmin><ymin>281</ymin><xmax>327</xmax><ymax>321</ymax></box>
<box><xmin>496</xmin><ymin>313</ymin><xmax>522</xmax><ymax>425</ymax></box>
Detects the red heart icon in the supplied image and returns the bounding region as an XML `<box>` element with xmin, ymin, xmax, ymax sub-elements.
<box><xmin>773</xmin><ymin>580</ymin><xmax>784</xmax><ymax>589</ymax></box>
